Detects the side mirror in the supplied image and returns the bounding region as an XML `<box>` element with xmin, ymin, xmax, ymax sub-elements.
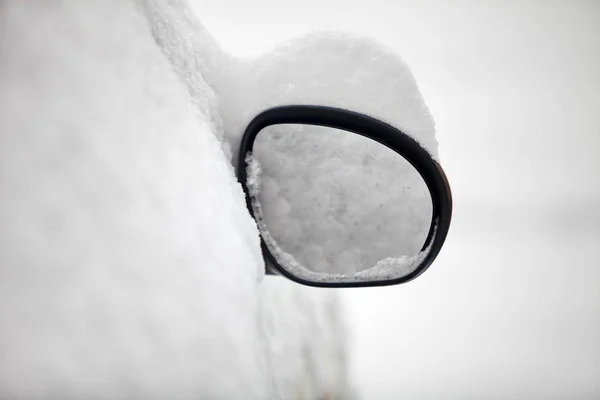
<box><xmin>237</xmin><ymin>105</ymin><xmax>452</xmax><ymax>288</ymax></box>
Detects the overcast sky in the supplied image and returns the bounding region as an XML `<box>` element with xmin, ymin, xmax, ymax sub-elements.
<box><xmin>196</xmin><ymin>1</ymin><xmax>600</xmax><ymax>398</ymax></box>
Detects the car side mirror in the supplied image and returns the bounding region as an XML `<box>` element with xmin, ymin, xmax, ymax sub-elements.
<box><xmin>237</xmin><ymin>105</ymin><xmax>452</xmax><ymax>288</ymax></box>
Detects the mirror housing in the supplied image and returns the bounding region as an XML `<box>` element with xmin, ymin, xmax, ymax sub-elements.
<box><xmin>237</xmin><ymin>105</ymin><xmax>452</xmax><ymax>288</ymax></box>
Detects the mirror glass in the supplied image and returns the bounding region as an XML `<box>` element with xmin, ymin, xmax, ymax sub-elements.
<box><xmin>248</xmin><ymin>123</ymin><xmax>433</xmax><ymax>283</ymax></box>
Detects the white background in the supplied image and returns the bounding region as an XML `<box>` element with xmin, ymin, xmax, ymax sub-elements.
<box><xmin>196</xmin><ymin>1</ymin><xmax>600</xmax><ymax>398</ymax></box>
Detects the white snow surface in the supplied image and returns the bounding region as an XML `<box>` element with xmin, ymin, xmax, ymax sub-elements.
<box><xmin>0</xmin><ymin>0</ymin><xmax>436</xmax><ymax>398</ymax></box>
<box><xmin>247</xmin><ymin>153</ymin><xmax>433</xmax><ymax>282</ymax></box>
<box><xmin>214</xmin><ymin>31</ymin><xmax>438</xmax><ymax>169</ymax></box>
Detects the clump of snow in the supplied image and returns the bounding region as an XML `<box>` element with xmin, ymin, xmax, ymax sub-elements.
<box><xmin>214</xmin><ymin>31</ymin><xmax>438</xmax><ymax>171</ymax></box>
<box><xmin>245</xmin><ymin>153</ymin><xmax>262</xmax><ymax>197</ymax></box>
<box><xmin>352</xmin><ymin>224</ymin><xmax>437</xmax><ymax>280</ymax></box>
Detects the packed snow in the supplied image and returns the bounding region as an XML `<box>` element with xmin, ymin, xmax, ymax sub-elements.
<box><xmin>0</xmin><ymin>0</ymin><xmax>437</xmax><ymax>398</ymax></box>
<box><xmin>246</xmin><ymin>151</ymin><xmax>433</xmax><ymax>282</ymax></box>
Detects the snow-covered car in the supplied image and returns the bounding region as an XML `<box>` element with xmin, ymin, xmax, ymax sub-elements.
<box><xmin>0</xmin><ymin>1</ymin><xmax>450</xmax><ymax>398</ymax></box>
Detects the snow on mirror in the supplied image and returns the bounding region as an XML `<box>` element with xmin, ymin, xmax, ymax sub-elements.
<box><xmin>248</xmin><ymin>123</ymin><xmax>433</xmax><ymax>284</ymax></box>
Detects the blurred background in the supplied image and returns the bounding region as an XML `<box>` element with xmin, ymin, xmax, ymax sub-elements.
<box><xmin>196</xmin><ymin>1</ymin><xmax>600</xmax><ymax>398</ymax></box>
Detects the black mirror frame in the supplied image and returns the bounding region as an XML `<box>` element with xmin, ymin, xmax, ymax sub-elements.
<box><xmin>237</xmin><ymin>105</ymin><xmax>453</xmax><ymax>288</ymax></box>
